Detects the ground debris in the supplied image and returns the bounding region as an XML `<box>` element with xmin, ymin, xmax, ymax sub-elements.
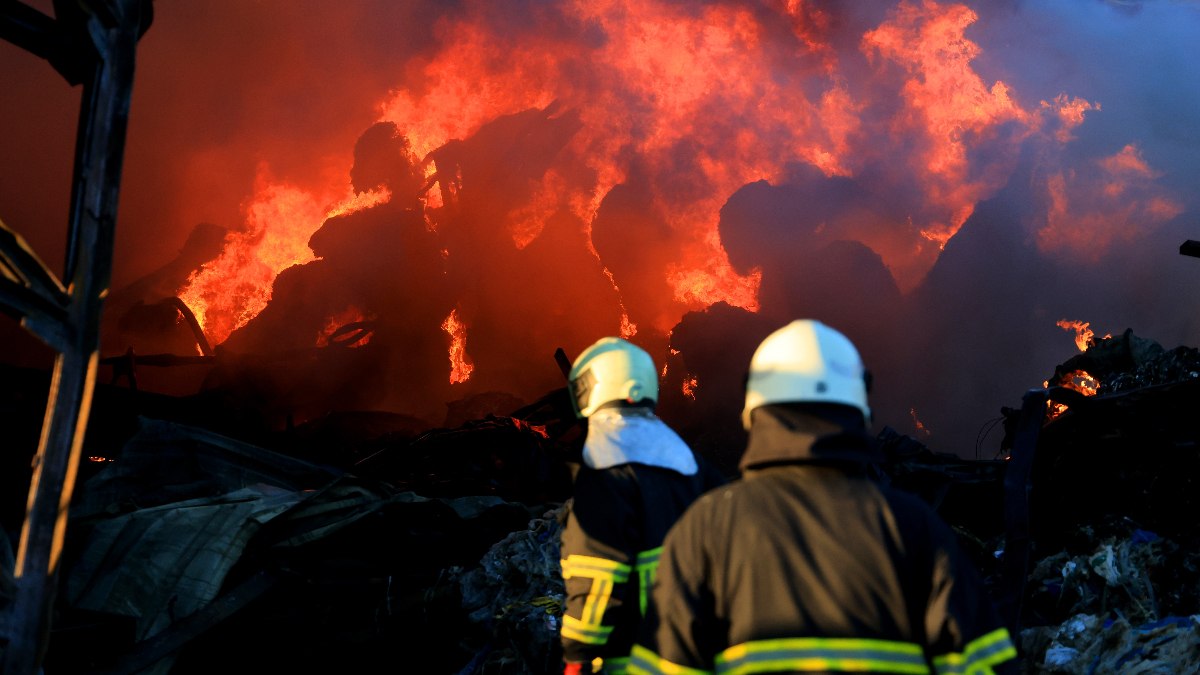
<box><xmin>455</xmin><ymin>504</ymin><xmax>567</xmax><ymax>674</ymax></box>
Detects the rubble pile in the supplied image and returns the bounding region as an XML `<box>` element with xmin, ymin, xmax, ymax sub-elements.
<box><xmin>1005</xmin><ymin>330</ymin><xmax>1200</xmax><ymax>673</ymax></box>
<box><xmin>5</xmin><ymin>327</ymin><xmax>1200</xmax><ymax>673</ymax></box>
<box><xmin>1018</xmin><ymin>525</ymin><xmax>1200</xmax><ymax>673</ymax></box>
<box><xmin>455</xmin><ymin>505</ymin><xmax>568</xmax><ymax>674</ymax></box>
<box><xmin>1050</xmin><ymin>328</ymin><xmax>1200</xmax><ymax>395</ymax></box>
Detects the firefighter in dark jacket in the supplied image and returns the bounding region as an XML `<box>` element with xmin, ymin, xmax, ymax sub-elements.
<box><xmin>630</xmin><ymin>319</ymin><xmax>1018</xmax><ymax>675</ymax></box>
<box><xmin>560</xmin><ymin>337</ymin><xmax>726</xmax><ymax>675</ymax></box>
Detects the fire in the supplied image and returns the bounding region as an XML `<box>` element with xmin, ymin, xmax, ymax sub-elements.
<box><xmin>1056</xmin><ymin>319</ymin><xmax>1112</xmax><ymax>353</ymax></box>
<box><xmin>681</xmin><ymin>375</ymin><xmax>698</xmax><ymax>400</ymax></box>
<box><xmin>860</xmin><ymin>1</ymin><xmax>1036</xmax><ymax>272</ymax></box>
<box><xmin>909</xmin><ymin>408</ymin><xmax>930</xmax><ymax>437</ymax></box>
<box><xmin>662</xmin><ymin>347</ymin><xmax>679</xmax><ymax>378</ymax></box>
<box><xmin>599</xmin><ymin>266</ymin><xmax>638</xmax><ymax>338</ymax></box>
<box><xmin>1056</xmin><ymin>319</ymin><xmax>1095</xmax><ymax>353</ymax></box>
<box><xmin>143</xmin><ymin>0</ymin><xmax>1178</xmax><ymax>439</ymax></box>
<box><xmin>1038</xmin><ymin>144</ymin><xmax>1183</xmax><ymax>260</ymax></box>
<box><xmin>177</xmin><ymin>169</ymin><xmax>389</xmax><ymax>345</ymax></box>
<box><xmin>442</xmin><ymin>308</ymin><xmax>474</xmax><ymax>384</ymax></box>
<box><xmin>317</xmin><ymin>306</ymin><xmax>374</xmax><ymax>348</ymax></box>
<box><xmin>1043</xmin><ymin>369</ymin><xmax>1100</xmax><ymax>421</ymax></box>
<box><xmin>1044</xmin><ymin>321</ymin><xmax>1104</xmax><ymax>420</ymax></box>
<box><xmin>1060</xmin><ymin>370</ymin><xmax>1100</xmax><ymax>397</ymax></box>
<box><xmin>182</xmin><ymin>0</ymin><xmax>1108</xmax><ymax>352</ymax></box>
<box><xmin>508</xmin><ymin>170</ymin><xmax>568</xmax><ymax>249</ymax></box>
<box><xmin>620</xmin><ymin>313</ymin><xmax>638</xmax><ymax>340</ymax></box>
<box><xmin>1043</xmin><ymin>93</ymin><xmax>1100</xmax><ymax>143</ymax></box>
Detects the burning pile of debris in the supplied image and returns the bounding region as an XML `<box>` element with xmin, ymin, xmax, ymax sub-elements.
<box><xmin>996</xmin><ymin>329</ymin><xmax>1200</xmax><ymax>673</ymax></box>
<box><xmin>4</xmin><ymin>327</ymin><xmax>1199</xmax><ymax>674</ymax></box>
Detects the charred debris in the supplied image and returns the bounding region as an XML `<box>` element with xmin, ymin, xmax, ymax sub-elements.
<box><xmin>3</xmin><ymin>4</ymin><xmax>1200</xmax><ymax>672</ymax></box>
<box><xmin>0</xmin><ymin>326</ymin><xmax>1198</xmax><ymax>673</ymax></box>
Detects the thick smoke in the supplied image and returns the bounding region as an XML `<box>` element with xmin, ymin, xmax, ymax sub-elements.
<box><xmin>3</xmin><ymin>0</ymin><xmax>1199</xmax><ymax>459</ymax></box>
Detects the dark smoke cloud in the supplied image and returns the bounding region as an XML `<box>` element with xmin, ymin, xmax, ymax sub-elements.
<box><xmin>3</xmin><ymin>1</ymin><xmax>1199</xmax><ymax>459</ymax></box>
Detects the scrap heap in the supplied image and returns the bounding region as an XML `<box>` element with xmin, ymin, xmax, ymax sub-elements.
<box><xmin>1002</xmin><ymin>329</ymin><xmax>1200</xmax><ymax>672</ymax></box>
<box><xmin>4</xmin><ymin>326</ymin><xmax>1200</xmax><ymax>673</ymax></box>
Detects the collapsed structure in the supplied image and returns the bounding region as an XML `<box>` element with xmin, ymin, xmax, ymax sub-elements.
<box><xmin>4</xmin><ymin>3</ymin><xmax>1200</xmax><ymax>674</ymax></box>
<box><xmin>3</xmin><ymin>326</ymin><xmax>1199</xmax><ymax>673</ymax></box>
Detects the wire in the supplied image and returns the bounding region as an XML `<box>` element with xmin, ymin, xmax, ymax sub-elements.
<box><xmin>974</xmin><ymin>415</ymin><xmax>1005</xmax><ymax>460</ymax></box>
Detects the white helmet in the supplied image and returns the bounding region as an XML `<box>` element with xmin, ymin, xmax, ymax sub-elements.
<box><xmin>568</xmin><ymin>337</ymin><xmax>659</xmax><ymax>418</ymax></box>
<box><xmin>742</xmin><ymin>320</ymin><xmax>871</xmax><ymax>429</ymax></box>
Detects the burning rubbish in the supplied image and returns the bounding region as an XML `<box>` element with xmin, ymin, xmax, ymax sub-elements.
<box><xmin>2</xmin><ymin>323</ymin><xmax>1199</xmax><ymax>672</ymax></box>
<box><xmin>4</xmin><ymin>1</ymin><xmax>1200</xmax><ymax>673</ymax></box>
<box><xmin>2</xmin><ymin>0</ymin><xmax>1189</xmax><ymax>458</ymax></box>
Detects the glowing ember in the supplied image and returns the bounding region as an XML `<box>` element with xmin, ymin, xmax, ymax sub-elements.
<box><xmin>442</xmin><ymin>308</ymin><xmax>474</xmax><ymax>384</ymax></box>
<box><xmin>317</xmin><ymin>306</ymin><xmax>374</xmax><ymax>348</ymax></box>
<box><xmin>1043</xmin><ymin>369</ymin><xmax>1100</xmax><ymax>421</ymax></box>
<box><xmin>600</xmin><ymin>266</ymin><xmax>638</xmax><ymax>338</ymax></box>
<box><xmin>682</xmin><ymin>375</ymin><xmax>698</xmax><ymax>400</ymax></box>
<box><xmin>909</xmin><ymin>408</ymin><xmax>930</xmax><ymax>437</ymax></box>
<box><xmin>1061</xmin><ymin>370</ymin><xmax>1100</xmax><ymax>397</ymax></box>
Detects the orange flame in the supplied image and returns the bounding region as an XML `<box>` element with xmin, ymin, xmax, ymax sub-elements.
<box><xmin>1039</xmin><ymin>144</ymin><xmax>1183</xmax><ymax>260</ymax></box>
<box><xmin>507</xmin><ymin>170</ymin><xmax>567</xmax><ymax>249</ymax></box>
<box><xmin>181</xmin><ymin>0</ymin><xmax>1142</xmax><ymax>383</ymax></box>
<box><xmin>317</xmin><ymin>305</ymin><xmax>373</xmax><ymax>348</ymax></box>
<box><xmin>177</xmin><ymin>169</ymin><xmax>389</xmax><ymax>345</ymax></box>
<box><xmin>682</xmin><ymin>375</ymin><xmax>698</xmax><ymax>400</ymax></box>
<box><xmin>861</xmin><ymin>0</ymin><xmax>1037</xmax><ymax>265</ymax></box>
<box><xmin>909</xmin><ymin>407</ymin><xmax>930</xmax><ymax>437</ymax></box>
<box><xmin>1055</xmin><ymin>319</ymin><xmax>1112</xmax><ymax>353</ymax></box>
<box><xmin>1055</xmin><ymin>319</ymin><xmax>1095</xmax><ymax>352</ymax></box>
<box><xmin>599</xmin><ymin>266</ymin><xmax>638</xmax><ymax>338</ymax></box>
<box><xmin>1043</xmin><ymin>368</ymin><xmax>1099</xmax><ymax>421</ymax></box>
<box><xmin>442</xmin><ymin>308</ymin><xmax>474</xmax><ymax>384</ymax></box>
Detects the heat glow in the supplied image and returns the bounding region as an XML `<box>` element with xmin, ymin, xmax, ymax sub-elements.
<box><xmin>178</xmin><ymin>173</ymin><xmax>389</xmax><ymax>345</ymax></box>
<box><xmin>442</xmin><ymin>308</ymin><xmax>474</xmax><ymax>384</ymax></box>
<box><xmin>181</xmin><ymin>0</ymin><xmax>1105</xmax><ymax>348</ymax></box>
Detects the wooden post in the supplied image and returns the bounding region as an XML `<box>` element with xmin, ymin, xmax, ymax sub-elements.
<box><xmin>0</xmin><ymin>2</ymin><xmax>152</xmax><ymax>673</ymax></box>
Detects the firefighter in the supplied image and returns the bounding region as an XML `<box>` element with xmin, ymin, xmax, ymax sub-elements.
<box><xmin>560</xmin><ymin>337</ymin><xmax>726</xmax><ymax>675</ymax></box>
<box><xmin>630</xmin><ymin>319</ymin><xmax>1019</xmax><ymax>674</ymax></box>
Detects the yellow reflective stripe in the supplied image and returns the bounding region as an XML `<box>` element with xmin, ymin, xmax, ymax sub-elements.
<box><xmin>635</xmin><ymin>547</ymin><xmax>662</xmax><ymax>615</ymax></box>
<box><xmin>562</xmin><ymin>613</ymin><xmax>615</xmax><ymax>644</ymax></box>
<box><xmin>561</xmin><ymin>554</ymin><xmax>633</xmax><ymax>582</ymax></box>
<box><xmin>629</xmin><ymin>644</ymin><xmax>714</xmax><ymax>675</ymax></box>
<box><xmin>931</xmin><ymin>627</ymin><xmax>1017</xmax><ymax>674</ymax></box>
<box><xmin>715</xmin><ymin>637</ymin><xmax>930</xmax><ymax>674</ymax></box>
<box><xmin>561</xmin><ymin>555</ymin><xmax>632</xmax><ymax>646</ymax></box>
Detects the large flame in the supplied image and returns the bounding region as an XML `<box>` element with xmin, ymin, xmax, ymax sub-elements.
<box><xmin>81</xmin><ymin>0</ymin><xmax>1185</xmax><ymax>455</ymax></box>
<box><xmin>178</xmin><ymin>0</ymin><xmax>1113</xmax><ymax>343</ymax></box>
<box><xmin>178</xmin><ymin>170</ymin><xmax>388</xmax><ymax>345</ymax></box>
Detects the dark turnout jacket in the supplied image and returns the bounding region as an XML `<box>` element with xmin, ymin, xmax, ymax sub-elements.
<box><xmin>630</xmin><ymin>405</ymin><xmax>1018</xmax><ymax>675</ymax></box>
<box><xmin>560</xmin><ymin>407</ymin><xmax>726</xmax><ymax>674</ymax></box>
